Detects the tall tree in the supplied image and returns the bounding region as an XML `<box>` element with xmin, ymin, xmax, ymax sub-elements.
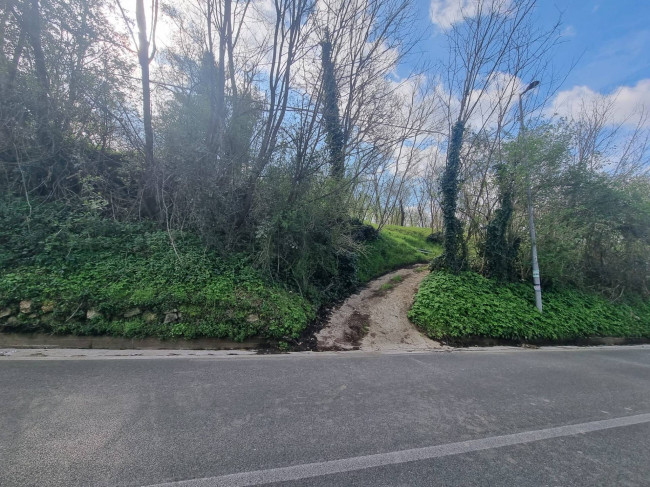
<box><xmin>320</xmin><ymin>28</ymin><xmax>344</xmax><ymax>179</ymax></box>
<box><xmin>117</xmin><ymin>0</ymin><xmax>159</xmax><ymax>214</ymax></box>
<box><xmin>136</xmin><ymin>0</ymin><xmax>157</xmax><ymax>181</ymax></box>
<box><xmin>23</xmin><ymin>0</ymin><xmax>50</xmax><ymax>147</ymax></box>
<box><xmin>436</xmin><ymin>0</ymin><xmax>559</xmax><ymax>272</ymax></box>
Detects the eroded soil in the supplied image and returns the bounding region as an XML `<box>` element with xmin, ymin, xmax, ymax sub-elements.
<box><xmin>316</xmin><ymin>265</ymin><xmax>446</xmax><ymax>351</ymax></box>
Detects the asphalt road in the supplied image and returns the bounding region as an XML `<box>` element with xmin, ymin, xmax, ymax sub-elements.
<box><xmin>1</xmin><ymin>347</ymin><xmax>649</xmax><ymax>486</ymax></box>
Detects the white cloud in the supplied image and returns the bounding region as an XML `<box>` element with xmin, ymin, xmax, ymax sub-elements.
<box><xmin>432</xmin><ymin>71</ymin><xmax>523</xmax><ymax>131</ymax></box>
<box><xmin>560</xmin><ymin>25</ymin><xmax>576</xmax><ymax>38</ymax></box>
<box><xmin>465</xmin><ymin>71</ymin><xmax>523</xmax><ymax>130</ymax></box>
<box><xmin>429</xmin><ymin>0</ymin><xmax>512</xmax><ymax>30</ymax></box>
<box><xmin>550</xmin><ymin>79</ymin><xmax>650</xmax><ymax>128</ymax></box>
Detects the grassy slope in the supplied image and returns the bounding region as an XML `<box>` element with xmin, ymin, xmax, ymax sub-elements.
<box><xmin>0</xmin><ymin>199</ymin><xmax>439</xmax><ymax>341</ymax></box>
<box><xmin>6</xmin><ymin>199</ymin><xmax>645</xmax><ymax>344</ymax></box>
<box><xmin>358</xmin><ymin>225</ymin><xmax>442</xmax><ymax>282</ymax></box>
<box><xmin>409</xmin><ymin>271</ymin><xmax>650</xmax><ymax>342</ymax></box>
<box><xmin>0</xmin><ymin>198</ymin><xmax>314</xmax><ymax>341</ymax></box>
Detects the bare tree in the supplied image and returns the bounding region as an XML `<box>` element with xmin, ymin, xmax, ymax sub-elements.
<box><xmin>434</xmin><ymin>0</ymin><xmax>561</xmax><ymax>271</ymax></box>
<box><xmin>570</xmin><ymin>97</ymin><xmax>649</xmax><ymax>179</ymax></box>
<box><xmin>117</xmin><ymin>0</ymin><xmax>159</xmax><ymax>214</ymax></box>
<box><xmin>363</xmin><ymin>78</ymin><xmax>437</xmax><ymax>230</ymax></box>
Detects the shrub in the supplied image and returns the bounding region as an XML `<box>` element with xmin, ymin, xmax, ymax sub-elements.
<box><xmin>351</xmin><ymin>219</ymin><xmax>379</xmax><ymax>242</ymax></box>
<box><xmin>409</xmin><ymin>271</ymin><xmax>650</xmax><ymax>342</ymax></box>
<box><xmin>425</xmin><ymin>232</ymin><xmax>443</xmax><ymax>245</ymax></box>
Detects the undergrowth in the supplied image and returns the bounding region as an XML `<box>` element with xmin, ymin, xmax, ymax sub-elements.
<box><xmin>0</xmin><ymin>197</ymin><xmax>446</xmax><ymax>341</ymax></box>
<box><xmin>409</xmin><ymin>271</ymin><xmax>650</xmax><ymax>342</ymax></box>
<box><xmin>0</xmin><ymin>197</ymin><xmax>314</xmax><ymax>341</ymax></box>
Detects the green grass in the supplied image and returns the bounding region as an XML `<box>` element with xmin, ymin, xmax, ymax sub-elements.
<box><xmin>379</xmin><ymin>282</ymin><xmax>394</xmax><ymax>292</ymax></box>
<box><xmin>0</xmin><ymin>198</ymin><xmax>446</xmax><ymax>341</ymax></box>
<box><xmin>409</xmin><ymin>271</ymin><xmax>650</xmax><ymax>342</ymax></box>
<box><xmin>358</xmin><ymin>225</ymin><xmax>442</xmax><ymax>282</ymax></box>
<box><xmin>0</xmin><ymin>197</ymin><xmax>314</xmax><ymax>341</ymax></box>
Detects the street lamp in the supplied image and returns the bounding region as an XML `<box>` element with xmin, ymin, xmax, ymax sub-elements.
<box><xmin>518</xmin><ymin>80</ymin><xmax>542</xmax><ymax>313</ymax></box>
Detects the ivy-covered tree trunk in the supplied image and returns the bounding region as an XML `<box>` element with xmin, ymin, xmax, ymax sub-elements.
<box><xmin>320</xmin><ymin>30</ymin><xmax>345</xmax><ymax>179</ymax></box>
<box><xmin>439</xmin><ymin>120</ymin><xmax>468</xmax><ymax>272</ymax></box>
<box><xmin>483</xmin><ymin>164</ymin><xmax>519</xmax><ymax>280</ymax></box>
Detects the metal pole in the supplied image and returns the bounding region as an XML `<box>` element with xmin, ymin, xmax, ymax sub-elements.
<box><xmin>518</xmin><ymin>92</ymin><xmax>543</xmax><ymax>313</ymax></box>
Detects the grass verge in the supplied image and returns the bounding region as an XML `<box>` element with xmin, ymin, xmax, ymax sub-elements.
<box><xmin>358</xmin><ymin>225</ymin><xmax>441</xmax><ymax>282</ymax></box>
<box><xmin>408</xmin><ymin>271</ymin><xmax>650</xmax><ymax>342</ymax></box>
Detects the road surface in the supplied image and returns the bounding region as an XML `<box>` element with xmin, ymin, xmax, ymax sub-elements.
<box><xmin>1</xmin><ymin>346</ymin><xmax>649</xmax><ymax>486</ymax></box>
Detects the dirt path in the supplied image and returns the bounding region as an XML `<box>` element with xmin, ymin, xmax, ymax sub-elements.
<box><xmin>316</xmin><ymin>265</ymin><xmax>445</xmax><ymax>352</ymax></box>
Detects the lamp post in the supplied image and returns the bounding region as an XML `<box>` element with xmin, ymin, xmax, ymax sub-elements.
<box><xmin>518</xmin><ymin>80</ymin><xmax>542</xmax><ymax>313</ymax></box>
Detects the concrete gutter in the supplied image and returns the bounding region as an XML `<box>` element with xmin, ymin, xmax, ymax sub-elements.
<box><xmin>0</xmin><ymin>332</ymin><xmax>261</xmax><ymax>351</ymax></box>
<box><xmin>1</xmin><ymin>344</ymin><xmax>648</xmax><ymax>360</ymax></box>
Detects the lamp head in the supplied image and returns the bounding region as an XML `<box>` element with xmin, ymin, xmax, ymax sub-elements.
<box><xmin>523</xmin><ymin>80</ymin><xmax>540</xmax><ymax>94</ymax></box>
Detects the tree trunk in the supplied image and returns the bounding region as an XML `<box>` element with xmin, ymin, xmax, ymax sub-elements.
<box><xmin>136</xmin><ymin>0</ymin><xmax>154</xmax><ymax>171</ymax></box>
<box><xmin>24</xmin><ymin>0</ymin><xmax>50</xmax><ymax>146</ymax></box>
<box><xmin>440</xmin><ymin>121</ymin><xmax>468</xmax><ymax>272</ymax></box>
<box><xmin>4</xmin><ymin>28</ymin><xmax>24</xmax><ymax>95</ymax></box>
<box><xmin>320</xmin><ymin>30</ymin><xmax>345</xmax><ymax>179</ymax></box>
<box><xmin>136</xmin><ymin>0</ymin><xmax>157</xmax><ymax>217</ymax></box>
<box><xmin>207</xmin><ymin>0</ymin><xmax>228</xmax><ymax>157</ymax></box>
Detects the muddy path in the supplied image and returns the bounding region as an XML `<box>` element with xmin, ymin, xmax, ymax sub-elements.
<box><xmin>316</xmin><ymin>265</ymin><xmax>446</xmax><ymax>352</ymax></box>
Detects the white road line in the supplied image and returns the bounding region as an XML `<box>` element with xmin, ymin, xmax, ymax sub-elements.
<box><xmin>145</xmin><ymin>412</ymin><xmax>650</xmax><ymax>487</ymax></box>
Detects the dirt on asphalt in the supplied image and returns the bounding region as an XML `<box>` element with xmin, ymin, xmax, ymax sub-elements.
<box><xmin>316</xmin><ymin>265</ymin><xmax>446</xmax><ymax>352</ymax></box>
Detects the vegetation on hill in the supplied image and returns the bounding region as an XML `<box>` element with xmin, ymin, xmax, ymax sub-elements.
<box><xmin>0</xmin><ymin>198</ymin><xmax>435</xmax><ymax>341</ymax></box>
<box><xmin>358</xmin><ymin>226</ymin><xmax>442</xmax><ymax>282</ymax></box>
<box><xmin>409</xmin><ymin>271</ymin><xmax>650</xmax><ymax>343</ymax></box>
<box><xmin>0</xmin><ymin>0</ymin><xmax>647</xmax><ymax>347</ymax></box>
<box><xmin>0</xmin><ymin>198</ymin><xmax>314</xmax><ymax>341</ymax></box>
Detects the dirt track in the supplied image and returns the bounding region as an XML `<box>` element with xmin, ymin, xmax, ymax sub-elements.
<box><xmin>316</xmin><ymin>265</ymin><xmax>445</xmax><ymax>351</ymax></box>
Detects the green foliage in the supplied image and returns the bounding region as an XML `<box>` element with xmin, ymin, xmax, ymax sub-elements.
<box><xmin>0</xmin><ymin>197</ymin><xmax>314</xmax><ymax>341</ymax></box>
<box><xmin>320</xmin><ymin>30</ymin><xmax>345</xmax><ymax>179</ymax></box>
<box><xmin>534</xmin><ymin>171</ymin><xmax>649</xmax><ymax>297</ymax></box>
<box><xmin>358</xmin><ymin>225</ymin><xmax>442</xmax><ymax>282</ymax></box>
<box><xmin>0</xmin><ymin>199</ymin><xmax>443</xmax><ymax>342</ymax></box>
<box><xmin>253</xmin><ymin>176</ymin><xmax>361</xmax><ymax>304</ymax></box>
<box><xmin>425</xmin><ymin>232</ymin><xmax>443</xmax><ymax>244</ymax></box>
<box><xmin>481</xmin><ymin>163</ymin><xmax>519</xmax><ymax>281</ymax></box>
<box><xmin>439</xmin><ymin>121</ymin><xmax>469</xmax><ymax>273</ymax></box>
<box><xmin>409</xmin><ymin>271</ymin><xmax>650</xmax><ymax>341</ymax></box>
<box><xmin>0</xmin><ymin>0</ymin><xmax>136</xmax><ymax>200</ymax></box>
<box><xmin>351</xmin><ymin>220</ymin><xmax>379</xmax><ymax>242</ymax></box>
<box><xmin>482</xmin><ymin>122</ymin><xmax>650</xmax><ymax>299</ymax></box>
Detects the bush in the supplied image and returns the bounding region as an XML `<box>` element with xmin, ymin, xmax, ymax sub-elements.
<box><xmin>409</xmin><ymin>271</ymin><xmax>650</xmax><ymax>342</ymax></box>
<box><xmin>351</xmin><ymin>219</ymin><xmax>379</xmax><ymax>242</ymax></box>
<box><xmin>425</xmin><ymin>232</ymin><xmax>443</xmax><ymax>245</ymax></box>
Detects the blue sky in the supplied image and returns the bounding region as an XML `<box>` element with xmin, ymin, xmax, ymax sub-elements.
<box><xmin>405</xmin><ymin>0</ymin><xmax>650</xmax><ymax>125</ymax></box>
<box><xmin>537</xmin><ymin>0</ymin><xmax>650</xmax><ymax>92</ymax></box>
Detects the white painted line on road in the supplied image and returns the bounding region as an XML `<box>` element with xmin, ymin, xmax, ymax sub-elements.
<box><xmin>145</xmin><ymin>412</ymin><xmax>650</xmax><ymax>487</ymax></box>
